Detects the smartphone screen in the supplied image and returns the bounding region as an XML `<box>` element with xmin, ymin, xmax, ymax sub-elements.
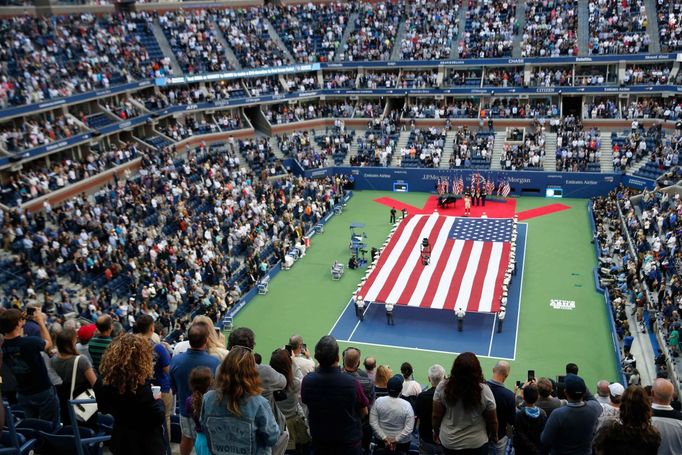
<box><xmin>528</xmin><ymin>370</ymin><xmax>535</xmax><ymax>381</ymax></box>
<box><xmin>516</xmin><ymin>380</ymin><xmax>522</xmax><ymax>388</ymax></box>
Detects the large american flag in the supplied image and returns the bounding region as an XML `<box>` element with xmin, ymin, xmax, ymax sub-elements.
<box><xmin>359</xmin><ymin>214</ymin><xmax>512</xmax><ymax>313</ymax></box>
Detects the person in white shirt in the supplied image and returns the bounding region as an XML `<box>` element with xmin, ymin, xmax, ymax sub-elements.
<box><xmin>598</xmin><ymin>382</ymin><xmax>623</xmax><ymax>428</ymax></box>
<box><xmin>370</xmin><ymin>374</ymin><xmax>415</xmax><ymax>453</ymax></box>
<box><xmin>400</xmin><ymin>362</ymin><xmax>423</xmax><ymax>397</ymax></box>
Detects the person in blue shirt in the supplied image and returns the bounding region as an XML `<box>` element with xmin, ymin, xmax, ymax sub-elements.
<box><xmin>170</xmin><ymin>323</ymin><xmax>221</xmax><ymax>455</ymax></box>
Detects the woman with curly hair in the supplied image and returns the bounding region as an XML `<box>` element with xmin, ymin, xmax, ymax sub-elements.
<box><xmin>95</xmin><ymin>333</ymin><xmax>166</xmax><ymax>455</ymax></box>
<box><xmin>432</xmin><ymin>352</ymin><xmax>498</xmax><ymax>454</ymax></box>
<box><xmin>201</xmin><ymin>346</ymin><xmax>280</xmax><ymax>454</ymax></box>
<box><xmin>593</xmin><ymin>385</ymin><xmax>661</xmax><ymax>454</ymax></box>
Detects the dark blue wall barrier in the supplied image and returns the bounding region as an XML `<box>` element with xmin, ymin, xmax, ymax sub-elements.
<box><xmin>302</xmin><ymin>166</ymin><xmax>658</xmax><ymax>199</ymax></box>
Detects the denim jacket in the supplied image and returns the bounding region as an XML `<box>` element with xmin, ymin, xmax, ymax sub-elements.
<box><xmin>201</xmin><ymin>390</ymin><xmax>280</xmax><ymax>455</ymax></box>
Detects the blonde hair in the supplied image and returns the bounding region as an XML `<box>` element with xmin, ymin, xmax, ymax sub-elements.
<box><xmin>192</xmin><ymin>315</ymin><xmax>227</xmax><ymax>359</ymax></box>
<box><xmin>375</xmin><ymin>365</ymin><xmax>393</xmax><ymax>387</ymax></box>
<box><xmin>100</xmin><ymin>333</ymin><xmax>153</xmax><ymax>395</ymax></box>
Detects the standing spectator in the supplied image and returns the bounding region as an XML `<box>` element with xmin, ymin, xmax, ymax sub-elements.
<box><xmin>400</xmin><ymin>362</ymin><xmax>422</xmax><ymax>398</ymax></box>
<box><xmin>536</xmin><ymin>378</ymin><xmax>561</xmax><ymax>418</ymax></box>
<box><xmin>596</xmin><ymin>380</ymin><xmax>611</xmax><ymax>404</ymax></box>
<box><xmin>301</xmin><ymin>335</ymin><xmax>369</xmax><ymax>455</ymax></box>
<box><xmin>593</xmin><ymin>386</ymin><xmax>661</xmax><ymax>454</ymax></box>
<box><xmin>514</xmin><ymin>384</ymin><xmax>547</xmax><ymax>455</ymax></box>
<box><xmin>598</xmin><ymin>383</ymin><xmax>624</xmax><ymax>426</ymax></box>
<box><xmin>89</xmin><ymin>314</ymin><xmax>113</xmax><ymax>375</ymax></box>
<box><xmin>370</xmin><ymin>374</ymin><xmax>415</xmax><ymax>453</ymax></box>
<box><xmin>187</xmin><ymin>367</ymin><xmax>213</xmax><ymax>455</ymax></box>
<box><xmin>229</xmin><ymin>327</ymin><xmax>289</xmax><ymax>454</ymax></box>
<box><xmin>343</xmin><ymin>347</ymin><xmax>375</xmax><ymax>452</ymax></box>
<box><xmin>51</xmin><ymin>328</ymin><xmax>97</xmax><ymax>426</ymax></box>
<box><xmin>136</xmin><ymin>314</ymin><xmax>173</xmax><ymax>444</ymax></box>
<box><xmin>651</xmin><ymin>378</ymin><xmax>682</xmax><ymax>455</ymax></box>
<box><xmin>76</xmin><ymin>324</ymin><xmax>95</xmax><ymax>361</ymax></box>
<box><xmin>364</xmin><ymin>357</ymin><xmax>377</xmax><ymax>382</ymax></box>
<box><xmin>415</xmin><ymin>364</ymin><xmax>446</xmax><ymax>455</ymax></box>
<box><xmin>172</xmin><ymin>316</ymin><xmax>228</xmax><ymax>361</ymax></box>
<box><xmin>170</xmin><ymin>323</ymin><xmax>221</xmax><ymax>455</ymax></box>
<box><xmin>95</xmin><ymin>333</ymin><xmax>166</xmax><ymax>455</ymax></box>
<box><xmin>201</xmin><ymin>346</ymin><xmax>280</xmax><ymax>454</ymax></box>
<box><xmin>289</xmin><ymin>334</ymin><xmax>315</xmax><ymax>377</ymax></box>
<box><xmin>487</xmin><ymin>361</ymin><xmax>516</xmax><ymax>455</ymax></box>
<box><xmin>0</xmin><ymin>308</ymin><xmax>60</xmax><ymax>427</ymax></box>
<box><xmin>269</xmin><ymin>348</ymin><xmax>310</xmax><ymax>454</ymax></box>
<box><xmin>432</xmin><ymin>352</ymin><xmax>498</xmax><ymax>454</ymax></box>
<box><xmin>375</xmin><ymin>365</ymin><xmax>393</xmax><ymax>399</ymax></box>
<box><xmin>541</xmin><ymin>373</ymin><xmax>602</xmax><ymax>454</ymax></box>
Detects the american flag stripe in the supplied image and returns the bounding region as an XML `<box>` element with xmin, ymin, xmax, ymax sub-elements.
<box><xmin>393</xmin><ymin>215</ymin><xmax>448</xmax><ymax>304</ymax></box>
<box><xmin>359</xmin><ymin>214</ymin><xmax>512</xmax><ymax>313</ymax></box>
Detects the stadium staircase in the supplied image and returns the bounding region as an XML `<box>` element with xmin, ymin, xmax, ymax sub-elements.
<box><xmin>645</xmin><ymin>0</ymin><xmax>662</xmax><ymax>52</ymax></box>
<box><xmin>151</xmin><ymin>21</ymin><xmax>184</xmax><ymax>75</ymax></box>
<box><xmin>628</xmin><ymin>159</ymin><xmax>651</xmax><ymax>177</ymax></box>
<box><xmin>600</xmin><ymin>134</ymin><xmax>614</xmax><ymax>173</ymax></box>
<box><xmin>452</xmin><ymin>2</ymin><xmax>469</xmax><ymax>58</ymax></box>
<box><xmin>391</xmin><ymin>20</ymin><xmax>408</xmax><ymax>60</ymax></box>
<box><xmin>441</xmin><ymin>130</ymin><xmax>458</xmax><ymax>168</ymax></box>
<box><xmin>543</xmin><ymin>132</ymin><xmax>557</xmax><ymax>171</ymax></box>
<box><xmin>490</xmin><ymin>131</ymin><xmax>507</xmax><ymax>170</ymax></box>
<box><xmin>512</xmin><ymin>1</ymin><xmax>526</xmax><ymax>58</ymax></box>
<box><xmin>336</xmin><ymin>13</ymin><xmax>359</xmax><ymax>62</ymax></box>
<box><xmin>577</xmin><ymin>0</ymin><xmax>590</xmax><ymax>55</ymax></box>
<box><xmin>395</xmin><ymin>130</ymin><xmax>412</xmax><ymax>165</ymax></box>
<box><xmin>264</xmin><ymin>18</ymin><xmax>296</xmax><ymax>64</ymax></box>
<box><xmin>343</xmin><ymin>137</ymin><xmax>360</xmax><ymax>166</ymax></box>
<box><xmin>209</xmin><ymin>17</ymin><xmax>243</xmax><ymax>70</ymax></box>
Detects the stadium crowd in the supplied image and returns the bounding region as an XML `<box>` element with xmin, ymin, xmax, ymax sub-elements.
<box><xmin>521</xmin><ymin>0</ymin><xmax>579</xmax><ymax>57</ymax></box>
<box><xmin>460</xmin><ymin>0</ymin><xmax>516</xmax><ymax>59</ymax></box>
<box><xmin>399</xmin><ymin>0</ymin><xmax>459</xmax><ymax>60</ymax></box>
<box><xmin>341</xmin><ymin>1</ymin><xmax>402</xmax><ymax>62</ymax></box>
<box><xmin>500</xmin><ymin>122</ymin><xmax>546</xmax><ymax>170</ymax></box>
<box><xmin>555</xmin><ymin>115</ymin><xmax>602</xmax><ymax>172</ymax></box>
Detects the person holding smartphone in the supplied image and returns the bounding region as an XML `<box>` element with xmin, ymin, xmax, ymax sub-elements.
<box><xmin>289</xmin><ymin>335</ymin><xmax>315</xmax><ymax>377</ymax></box>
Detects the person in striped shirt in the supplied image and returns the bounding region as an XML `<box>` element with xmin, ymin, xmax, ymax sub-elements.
<box><xmin>88</xmin><ymin>314</ymin><xmax>114</xmax><ymax>375</ymax></box>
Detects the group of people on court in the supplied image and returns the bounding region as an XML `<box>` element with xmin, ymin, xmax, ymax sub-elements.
<box><xmin>354</xmin><ymin>297</ymin><xmax>394</xmax><ymax>325</ymax></box>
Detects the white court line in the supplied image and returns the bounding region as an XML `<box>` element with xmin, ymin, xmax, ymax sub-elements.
<box><xmin>337</xmin><ymin>339</ymin><xmax>514</xmax><ymax>361</ymax></box>
<box><xmin>328</xmin><ymin>297</ymin><xmax>354</xmax><ymax>335</ymax></box>
<box><xmin>348</xmin><ymin>301</ymin><xmax>372</xmax><ymax>340</ymax></box>
<box><xmin>511</xmin><ymin>223</ymin><xmax>529</xmax><ymax>362</ymax></box>
<box><xmin>487</xmin><ymin>312</ymin><xmax>498</xmax><ymax>357</ymax></box>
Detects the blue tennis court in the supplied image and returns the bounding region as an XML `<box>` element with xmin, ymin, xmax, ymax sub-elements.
<box><xmin>330</xmin><ymin>223</ymin><xmax>527</xmax><ymax>360</ymax></box>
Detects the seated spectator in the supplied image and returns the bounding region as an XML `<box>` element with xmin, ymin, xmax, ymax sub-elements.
<box><xmin>95</xmin><ymin>333</ymin><xmax>166</xmax><ymax>455</ymax></box>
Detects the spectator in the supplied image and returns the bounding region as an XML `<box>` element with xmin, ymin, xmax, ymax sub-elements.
<box><xmin>0</xmin><ymin>308</ymin><xmax>60</xmax><ymax>427</ymax></box>
<box><xmin>364</xmin><ymin>357</ymin><xmax>377</xmax><ymax>382</ymax></box>
<box><xmin>593</xmin><ymin>385</ymin><xmax>661</xmax><ymax>454</ymax></box>
<box><xmin>415</xmin><ymin>364</ymin><xmax>446</xmax><ymax>455</ymax></box>
<box><xmin>596</xmin><ymin>380</ymin><xmax>611</xmax><ymax>405</ymax></box>
<box><xmin>432</xmin><ymin>352</ymin><xmax>498</xmax><ymax>454</ymax></box>
<box><xmin>341</xmin><ymin>2</ymin><xmax>402</xmax><ymax>61</ymax></box>
<box><xmin>51</xmin><ymin>328</ymin><xmax>97</xmax><ymax>426</ymax></box>
<box><xmin>487</xmin><ymin>361</ymin><xmax>516</xmax><ymax>455</ymax></box>
<box><xmin>172</xmin><ymin>316</ymin><xmax>228</xmax><ymax>361</ymax></box>
<box><xmin>89</xmin><ymin>314</ymin><xmax>114</xmax><ymax>375</ymax></box>
<box><xmin>76</xmin><ymin>323</ymin><xmax>95</xmax><ymax>361</ymax></box>
<box><xmin>269</xmin><ymin>348</ymin><xmax>310</xmax><ymax>454</ymax></box>
<box><xmin>289</xmin><ymin>334</ymin><xmax>315</xmax><ymax>377</ymax></box>
<box><xmin>136</xmin><ymin>314</ymin><xmax>173</xmax><ymax>444</ymax></box>
<box><xmin>599</xmin><ymin>382</ymin><xmax>625</xmax><ymax>426</ymax></box>
<box><xmin>514</xmin><ymin>384</ymin><xmax>547</xmax><ymax>454</ymax></box>
<box><xmin>301</xmin><ymin>335</ymin><xmax>369</xmax><ymax>455</ymax></box>
<box><xmin>170</xmin><ymin>323</ymin><xmax>221</xmax><ymax>455</ymax></box>
<box><xmin>522</xmin><ymin>0</ymin><xmax>578</xmax><ymax>57</ymax></box>
<box><xmin>400</xmin><ymin>361</ymin><xmax>423</xmax><ymax>398</ymax></box>
<box><xmin>187</xmin><ymin>367</ymin><xmax>213</xmax><ymax>455</ymax></box>
<box><xmin>588</xmin><ymin>0</ymin><xmax>650</xmax><ymax>54</ymax></box>
<box><xmin>228</xmin><ymin>327</ymin><xmax>289</xmax><ymax>454</ymax></box>
<box><xmin>461</xmin><ymin>0</ymin><xmax>516</xmax><ymax>58</ymax></box>
<box><xmin>343</xmin><ymin>347</ymin><xmax>375</xmax><ymax>451</ymax></box>
<box><xmin>375</xmin><ymin>365</ymin><xmax>393</xmax><ymax>399</ymax></box>
<box><xmin>95</xmin><ymin>333</ymin><xmax>166</xmax><ymax>455</ymax></box>
<box><xmin>370</xmin><ymin>374</ymin><xmax>415</xmax><ymax>453</ymax></box>
<box><xmin>541</xmin><ymin>373</ymin><xmax>603</xmax><ymax>454</ymax></box>
<box><xmin>201</xmin><ymin>346</ymin><xmax>280</xmax><ymax>453</ymax></box>
<box><xmin>651</xmin><ymin>378</ymin><xmax>682</xmax><ymax>455</ymax></box>
<box><xmin>400</xmin><ymin>0</ymin><xmax>458</xmax><ymax>60</ymax></box>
